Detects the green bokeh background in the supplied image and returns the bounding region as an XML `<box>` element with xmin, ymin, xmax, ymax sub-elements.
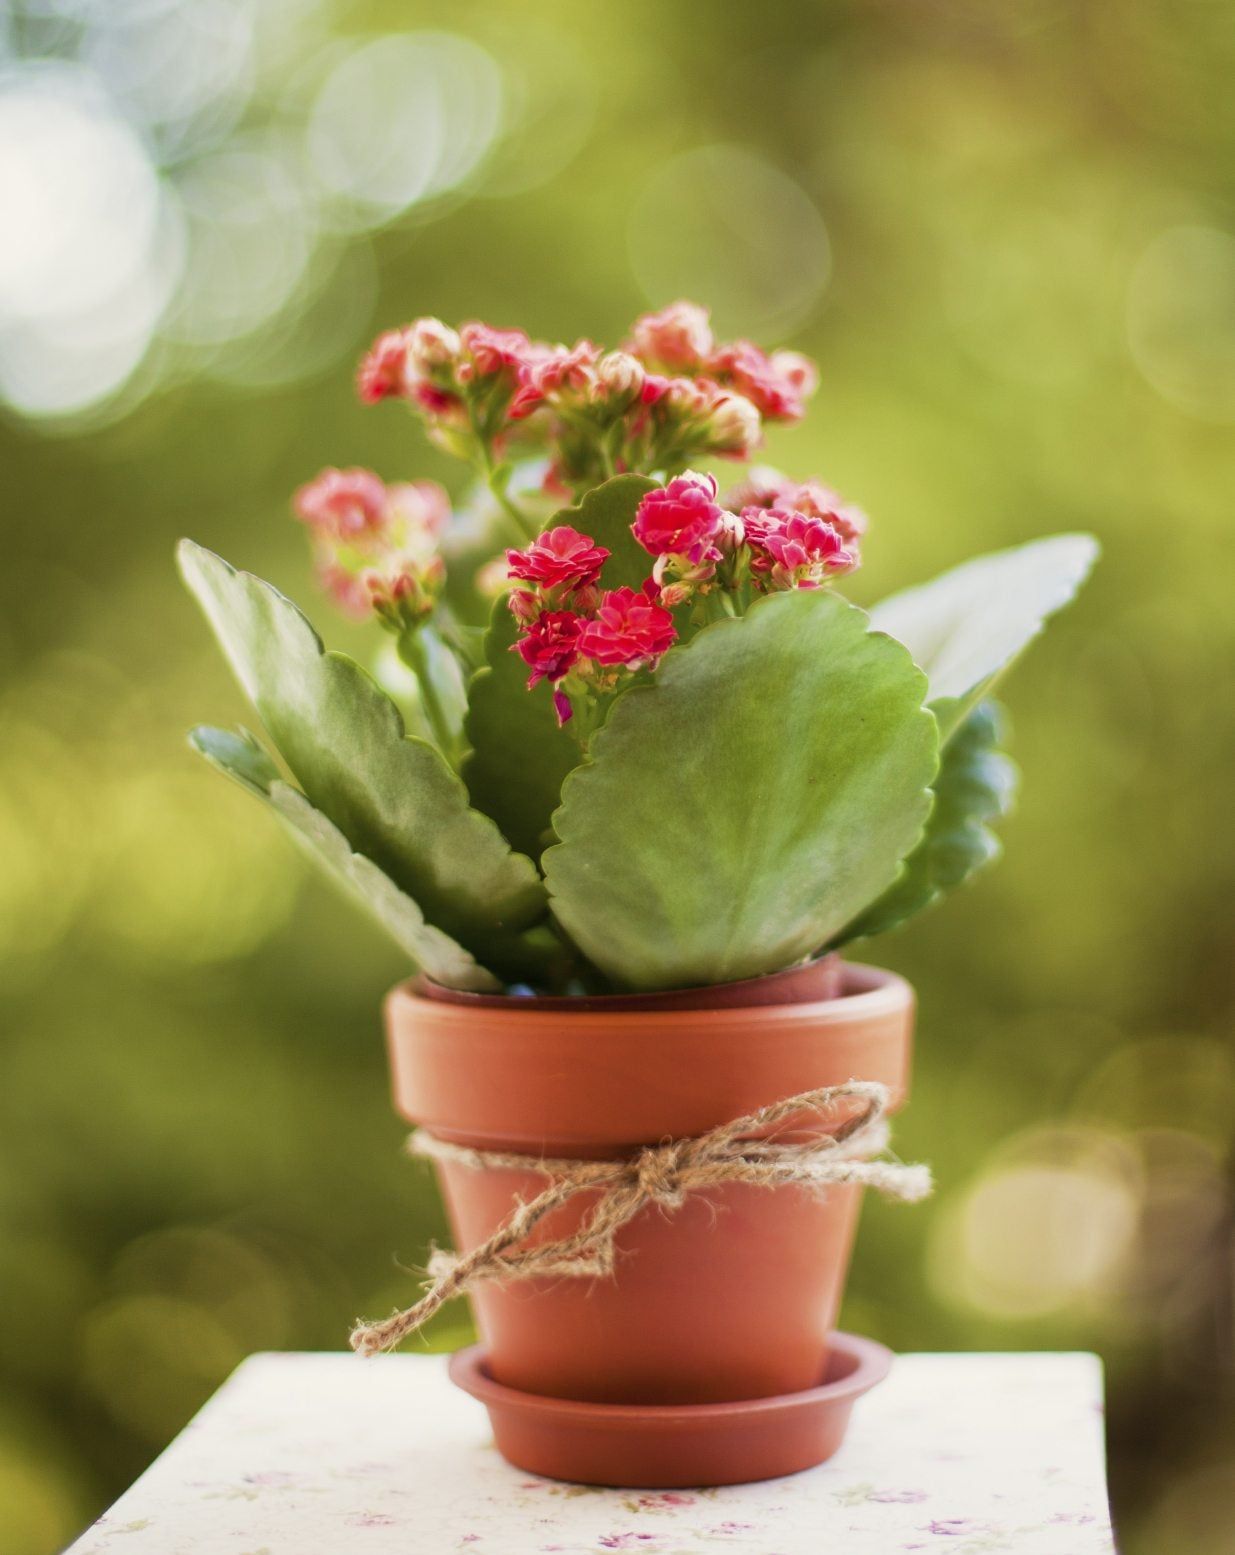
<box><xmin>3</xmin><ymin>3</ymin><xmax>1234</xmax><ymax>1550</ymax></box>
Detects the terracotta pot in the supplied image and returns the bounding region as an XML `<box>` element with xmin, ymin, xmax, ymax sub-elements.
<box><xmin>385</xmin><ymin>958</ymin><xmax>914</xmax><ymax>1407</ymax></box>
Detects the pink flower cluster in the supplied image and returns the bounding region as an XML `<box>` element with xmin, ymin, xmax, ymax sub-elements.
<box><xmin>631</xmin><ymin>300</ymin><xmax>819</xmax><ymax>423</ymax></box>
<box><xmin>293</xmin><ymin>467</ymin><xmax>448</xmax><ymax>628</ymax></box>
<box><xmin>355</xmin><ymin>302</ymin><xmax>820</xmax><ymax>492</ymax></box>
<box><xmin>506</xmin><ymin>526</ymin><xmax>677</xmax><ymax>724</ymax></box>
<box><xmin>629</xmin><ymin>469</ymin><xmax>859</xmax><ymax>600</ymax></box>
<box><xmin>726</xmin><ymin>466</ymin><xmax>867</xmax><ymax>546</ymax></box>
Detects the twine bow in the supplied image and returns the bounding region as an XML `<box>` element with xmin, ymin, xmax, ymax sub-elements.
<box><xmin>350</xmin><ymin>1080</ymin><xmax>930</xmax><ymax>1357</ymax></box>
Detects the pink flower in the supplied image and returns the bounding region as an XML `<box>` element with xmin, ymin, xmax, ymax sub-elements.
<box><xmin>726</xmin><ymin>468</ymin><xmax>867</xmax><ymax>546</ymax></box>
<box><xmin>293</xmin><ymin>467</ymin><xmax>389</xmax><ymax>540</ymax></box>
<box><xmin>724</xmin><ymin>466</ymin><xmax>797</xmax><ymax>511</ymax></box>
<box><xmin>639</xmin><ymin>371</ymin><xmax>673</xmax><ymax>406</ymax></box>
<box><xmin>386</xmin><ymin>480</ymin><xmax>451</xmax><ymax>537</ymax></box>
<box><xmin>508</xmin><ymin>340</ymin><xmax>600</xmax><ymax>418</ymax></box>
<box><xmin>769</xmin><ymin>348</ymin><xmax>819</xmax><ymax>400</ymax></box>
<box><xmin>317</xmin><ymin>562</ymin><xmax>373</xmax><ymax>619</ymax></box>
<box><xmin>293</xmin><ymin>469</ymin><xmax>450</xmax><ymax>627</ymax></box>
<box><xmin>630</xmin><ymin>300</ymin><xmax>714</xmax><ymax>370</ymax></box>
<box><xmin>506</xmin><ymin>526</ymin><xmax>611</xmax><ymax>590</ymax></box>
<box><xmin>744</xmin><ymin>507</ymin><xmax>856</xmax><ymax>589</ymax></box>
<box><xmin>513</xmin><ymin>609</ymin><xmax>584</xmax><ymax>687</ymax></box>
<box><xmin>577</xmin><ymin>586</ymin><xmax>676</xmax><ymax>668</ymax></box>
<box><xmin>357</xmin><ymin>330</ymin><xmax>410</xmax><ymax>403</ymax></box>
<box><xmin>707</xmin><ymin>340</ymin><xmax>817</xmax><ymax>422</ymax></box>
<box><xmin>632</xmin><ymin>472</ymin><xmax>726</xmax><ymax>564</ymax></box>
<box><xmin>411</xmin><ymin>381</ymin><xmax>465</xmax><ymax>419</ymax></box>
<box><xmin>459</xmin><ymin>322</ymin><xmax>536</xmax><ymax>379</ymax></box>
<box><xmin>788</xmin><ymin>480</ymin><xmax>867</xmax><ymax>545</ymax></box>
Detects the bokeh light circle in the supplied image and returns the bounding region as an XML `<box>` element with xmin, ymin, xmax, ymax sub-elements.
<box><xmin>0</xmin><ymin>62</ymin><xmax>182</xmax><ymax>416</ymax></box>
<box><xmin>628</xmin><ymin>144</ymin><xmax>830</xmax><ymax>338</ymax></box>
<box><xmin>307</xmin><ymin>32</ymin><xmax>502</xmax><ymax>228</ymax></box>
<box><xmin>1127</xmin><ymin>224</ymin><xmax>1235</xmax><ymax>422</ymax></box>
<box><xmin>931</xmin><ymin>1126</ymin><xmax>1142</xmax><ymax>1319</ymax></box>
<box><xmin>164</xmin><ymin>135</ymin><xmax>317</xmax><ymax>347</ymax></box>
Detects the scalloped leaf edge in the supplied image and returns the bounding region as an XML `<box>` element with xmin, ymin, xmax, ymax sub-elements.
<box><xmin>189</xmin><ymin>725</ymin><xmax>500</xmax><ymax>991</ymax></box>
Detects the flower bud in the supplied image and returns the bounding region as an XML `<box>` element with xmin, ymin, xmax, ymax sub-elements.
<box><xmin>507</xmin><ymin>587</ymin><xmax>542</xmax><ymax>625</ymax></box>
<box><xmin>357</xmin><ymin>331</ymin><xmax>411</xmax><ymax>404</ymax></box>
<box><xmin>593</xmin><ymin>350</ymin><xmax>645</xmax><ymax>408</ymax></box>
<box><xmin>407</xmin><ymin>316</ymin><xmax>461</xmax><ymax>374</ymax></box>
<box><xmin>704</xmin><ymin>392</ymin><xmax>761</xmax><ymax>456</ymax></box>
<box><xmin>663</xmin><ymin>377</ymin><xmax>712</xmax><ymax>419</ymax></box>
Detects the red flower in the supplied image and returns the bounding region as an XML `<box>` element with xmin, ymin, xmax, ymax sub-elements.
<box><xmin>356</xmin><ymin>330</ymin><xmax>410</xmax><ymax>403</ymax></box>
<box><xmin>513</xmin><ymin>609</ymin><xmax>584</xmax><ymax>687</ymax></box>
<box><xmin>577</xmin><ymin>586</ymin><xmax>677</xmax><ymax>668</ymax></box>
<box><xmin>631</xmin><ymin>472</ymin><xmax>726</xmax><ymax>564</ymax></box>
<box><xmin>412</xmin><ymin>381</ymin><xmax>465</xmax><ymax>418</ymax></box>
<box><xmin>506</xmin><ymin>526</ymin><xmax>611</xmax><ymax>590</ymax></box>
<box><xmin>744</xmin><ymin>507</ymin><xmax>856</xmax><ymax>589</ymax></box>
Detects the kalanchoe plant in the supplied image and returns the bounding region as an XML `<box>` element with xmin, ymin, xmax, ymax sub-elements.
<box><xmin>181</xmin><ymin>301</ymin><xmax>1097</xmax><ymax>995</ymax></box>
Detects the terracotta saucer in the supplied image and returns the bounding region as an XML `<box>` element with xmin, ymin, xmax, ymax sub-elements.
<box><xmin>448</xmin><ymin>1330</ymin><xmax>892</xmax><ymax>1488</ymax></box>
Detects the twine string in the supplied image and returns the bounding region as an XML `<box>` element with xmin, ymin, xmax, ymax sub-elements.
<box><xmin>351</xmin><ymin>1080</ymin><xmax>931</xmax><ymax>1357</ymax></box>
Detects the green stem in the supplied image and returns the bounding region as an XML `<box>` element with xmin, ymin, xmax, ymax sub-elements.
<box><xmin>397</xmin><ymin>629</ymin><xmax>458</xmax><ymax>761</ymax></box>
<box><xmin>468</xmin><ymin>402</ymin><xmax>539</xmax><ymax>541</ymax></box>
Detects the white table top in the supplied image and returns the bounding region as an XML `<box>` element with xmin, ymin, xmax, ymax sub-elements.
<box><xmin>69</xmin><ymin>1351</ymin><xmax>1115</xmax><ymax>1554</ymax></box>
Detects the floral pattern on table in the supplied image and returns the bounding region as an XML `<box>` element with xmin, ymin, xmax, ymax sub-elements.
<box><xmin>68</xmin><ymin>1351</ymin><xmax>1116</xmax><ymax>1555</ymax></box>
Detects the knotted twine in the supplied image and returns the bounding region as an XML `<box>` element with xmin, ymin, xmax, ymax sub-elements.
<box><xmin>350</xmin><ymin>1080</ymin><xmax>931</xmax><ymax>1357</ymax></box>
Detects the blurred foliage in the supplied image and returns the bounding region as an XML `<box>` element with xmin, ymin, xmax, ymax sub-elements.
<box><xmin>2</xmin><ymin>1</ymin><xmax>1235</xmax><ymax>1551</ymax></box>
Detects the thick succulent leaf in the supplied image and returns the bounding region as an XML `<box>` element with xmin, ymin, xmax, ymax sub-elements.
<box><xmin>868</xmin><ymin>534</ymin><xmax>1098</xmax><ymax>740</ymax></box>
<box><xmin>462</xmin><ymin>605</ymin><xmax>579</xmax><ymax>859</ymax></box>
<box><xmin>462</xmin><ymin>474</ymin><xmax>657</xmax><ymax>859</ymax></box>
<box><xmin>562</xmin><ymin>472</ymin><xmax>659</xmax><ymax>591</ymax></box>
<box><xmin>189</xmin><ymin>726</ymin><xmax>500</xmax><ymax>991</ymax></box>
<box><xmin>543</xmin><ymin>589</ymin><xmax>939</xmax><ymax>990</ymax></box>
<box><xmin>836</xmin><ymin>701</ymin><xmax>1017</xmax><ymax>944</ymax></box>
<box><xmin>178</xmin><ymin>541</ymin><xmax>545</xmax><ymax>957</ymax></box>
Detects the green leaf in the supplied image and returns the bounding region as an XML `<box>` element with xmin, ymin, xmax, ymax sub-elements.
<box><xmin>190</xmin><ymin>727</ymin><xmax>500</xmax><ymax>991</ymax></box>
<box><xmin>868</xmin><ymin>533</ymin><xmax>1098</xmax><ymax>740</ymax></box>
<box><xmin>462</xmin><ymin>604</ymin><xmax>579</xmax><ymax>860</ymax></box>
<box><xmin>461</xmin><ymin>474</ymin><xmax>657</xmax><ymax>860</ymax></box>
<box><xmin>178</xmin><ymin>541</ymin><xmax>546</xmax><ymax>961</ymax></box>
<box><xmin>836</xmin><ymin>701</ymin><xmax>1017</xmax><ymax>944</ymax></box>
<box><xmin>542</xmin><ymin>589</ymin><xmax>939</xmax><ymax>990</ymax></box>
<box><xmin>563</xmin><ymin>472</ymin><xmax>659</xmax><ymax>592</ymax></box>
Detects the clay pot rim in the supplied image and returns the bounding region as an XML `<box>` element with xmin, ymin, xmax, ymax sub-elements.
<box><xmin>412</xmin><ymin>954</ymin><xmax>842</xmax><ymax>1015</ymax></box>
<box><xmin>393</xmin><ymin>960</ymin><xmax>911</xmax><ymax>1034</ymax></box>
<box><xmin>449</xmin><ymin>1332</ymin><xmax>892</xmax><ymax>1430</ymax></box>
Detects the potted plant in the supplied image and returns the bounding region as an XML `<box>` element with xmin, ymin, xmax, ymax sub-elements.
<box><xmin>180</xmin><ymin>301</ymin><xmax>1096</xmax><ymax>1487</ymax></box>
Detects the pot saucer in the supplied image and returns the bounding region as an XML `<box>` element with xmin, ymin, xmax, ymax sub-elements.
<box><xmin>448</xmin><ymin>1330</ymin><xmax>891</xmax><ymax>1488</ymax></box>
